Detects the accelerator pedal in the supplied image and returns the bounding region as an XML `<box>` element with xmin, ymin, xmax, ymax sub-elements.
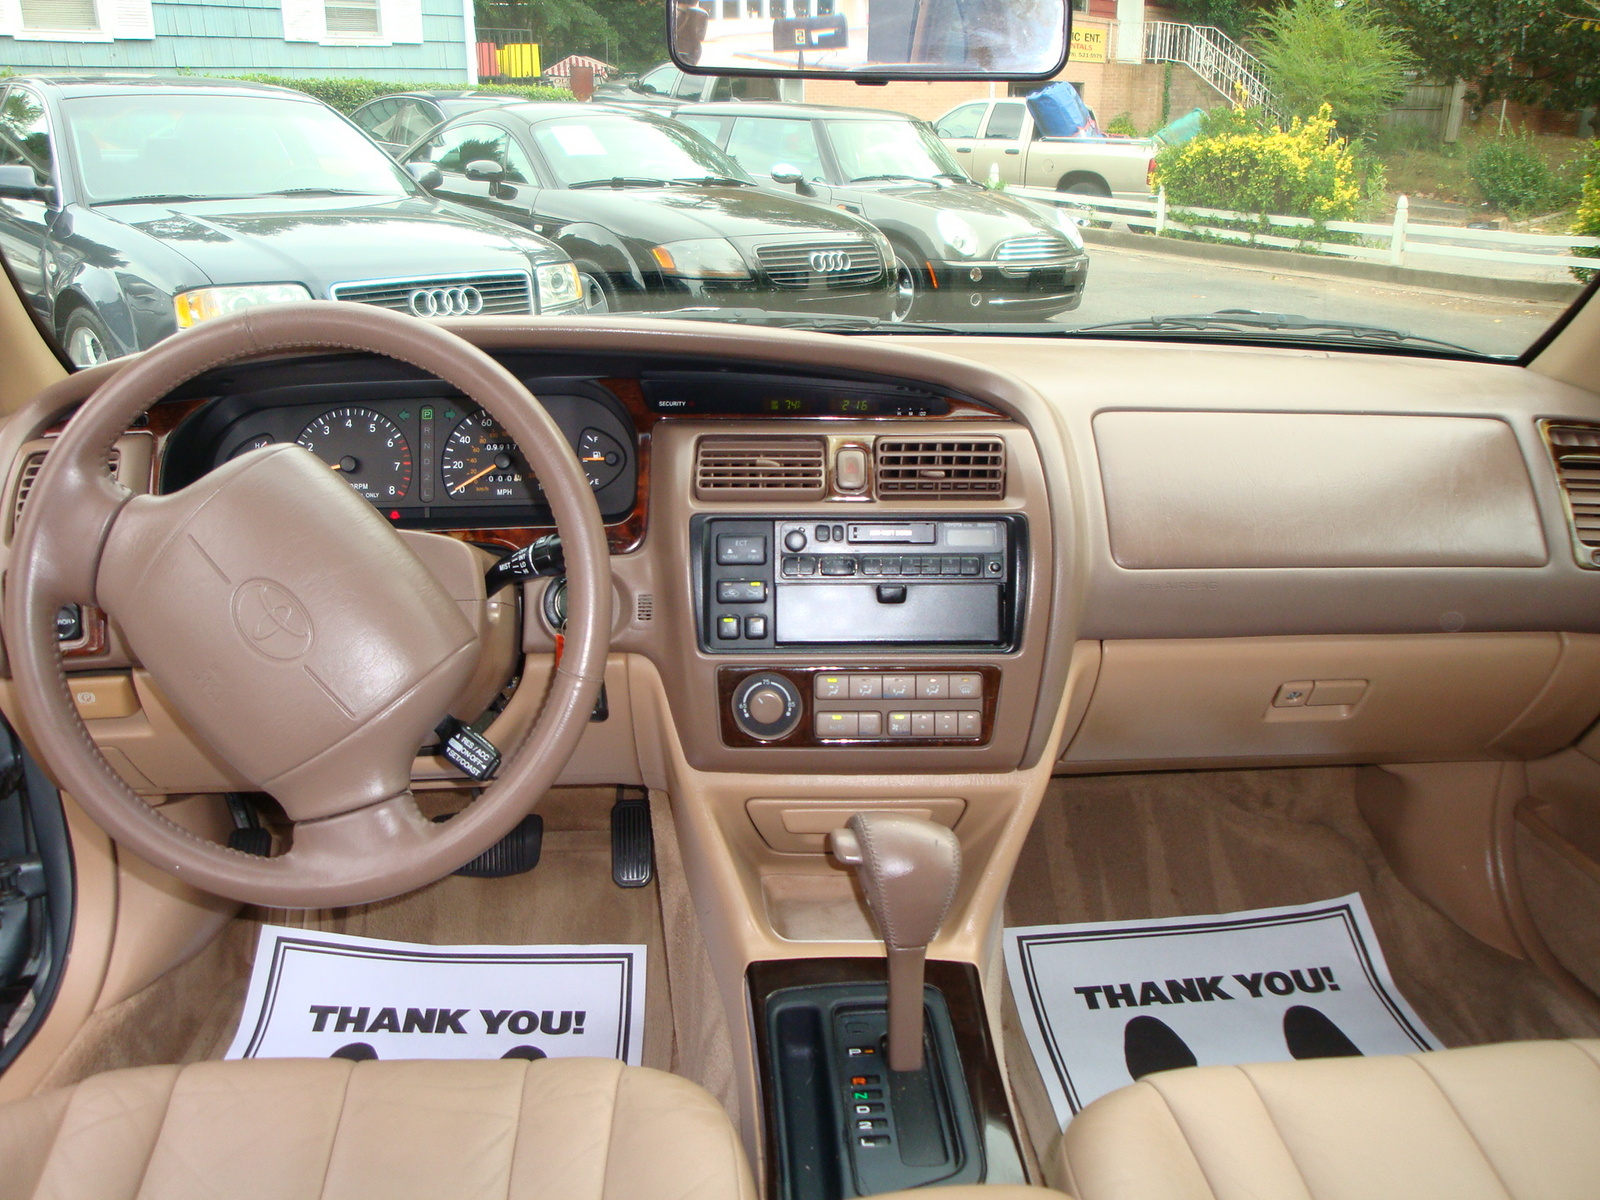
<box><xmin>611</xmin><ymin>789</ymin><xmax>653</xmax><ymax>888</ymax></box>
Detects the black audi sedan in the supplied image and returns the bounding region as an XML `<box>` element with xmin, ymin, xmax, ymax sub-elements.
<box><xmin>0</xmin><ymin>77</ymin><xmax>585</xmax><ymax>367</ymax></box>
<box><xmin>400</xmin><ymin>103</ymin><xmax>895</xmax><ymax>317</ymax></box>
<box><xmin>679</xmin><ymin>102</ymin><xmax>1089</xmax><ymax>323</ymax></box>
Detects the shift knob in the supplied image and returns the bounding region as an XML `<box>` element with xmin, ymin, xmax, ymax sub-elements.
<box><xmin>830</xmin><ymin>812</ymin><xmax>961</xmax><ymax>1071</ymax></box>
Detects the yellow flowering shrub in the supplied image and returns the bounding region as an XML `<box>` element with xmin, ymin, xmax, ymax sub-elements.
<box><xmin>1574</xmin><ymin>141</ymin><xmax>1600</xmax><ymax>283</ymax></box>
<box><xmin>1154</xmin><ymin>105</ymin><xmax>1362</xmax><ymax>222</ymax></box>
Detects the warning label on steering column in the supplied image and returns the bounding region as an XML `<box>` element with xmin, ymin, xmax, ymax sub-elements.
<box><xmin>226</xmin><ymin>925</ymin><xmax>645</xmax><ymax>1064</ymax></box>
<box><xmin>1004</xmin><ymin>894</ymin><xmax>1438</xmax><ymax>1125</ymax></box>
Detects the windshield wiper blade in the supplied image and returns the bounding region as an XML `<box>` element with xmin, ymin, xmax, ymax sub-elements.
<box><xmin>1068</xmin><ymin>309</ymin><xmax>1488</xmax><ymax>355</ymax></box>
<box><xmin>848</xmin><ymin>173</ymin><xmax>938</xmax><ymax>185</ymax></box>
<box><xmin>569</xmin><ymin>176</ymin><xmax>672</xmax><ymax>189</ymax></box>
<box><xmin>670</xmin><ymin>175</ymin><xmax>754</xmax><ymax>187</ymax></box>
<box><xmin>262</xmin><ymin>187</ymin><xmax>381</xmax><ymax>197</ymax></box>
<box><xmin>93</xmin><ymin>193</ymin><xmax>217</xmax><ymax>205</ymax></box>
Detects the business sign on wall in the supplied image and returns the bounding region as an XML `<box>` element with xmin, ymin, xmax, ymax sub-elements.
<box><xmin>1068</xmin><ymin>24</ymin><xmax>1107</xmax><ymax>62</ymax></box>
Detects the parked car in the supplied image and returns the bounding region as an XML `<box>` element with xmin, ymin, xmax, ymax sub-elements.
<box><xmin>0</xmin><ymin>76</ymin><xmax>585</xmax><ymax>367</ymax></box>
<box><xmin>350</xmin><ymin>90</ymin><xmax>527</xmax><ymax>157</ymax></box>
<box><xmin>933</xmin><ymin>96</ymin><xmax>1156</xmax><ymax>198</ymax></box>
<box><xmin>681</xmin><ymin>101</ymin><xmax>1088</xmax><ymax>322</ymax></box>
<box><xmin>400</xmin><ymin>102</ymin><xmax>896</xmax><ymax>317</ymax></box>
<box><xmin>591</xmin><ymin>63</ymin><xmax>799</xmax><ymax>116</ymax></box>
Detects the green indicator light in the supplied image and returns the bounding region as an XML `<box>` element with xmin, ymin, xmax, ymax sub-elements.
<box><xmin>398</xmin><ymin>409</ymin><xmax>411</xmax><ymax>421</ymax></box>
<box><xmin>420</xmin><ymin>406</ymin><xmax>433</xmax><ymax>420</ymax></box>
<box><xmin>445</xmin><ymin>409</ymin><xmax>457</xmax><ymax>420</ymax></box>
<box><xmin>852</xmin><ymin>1092</ymin><xmax>869</xmax><ymax>1101</ymax></box>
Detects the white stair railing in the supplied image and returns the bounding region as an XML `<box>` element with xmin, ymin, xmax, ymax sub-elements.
<box><xmin>1145</xmin><ymin>21</ymin><xmax>1285</xmax><ymax>126</ymax></box>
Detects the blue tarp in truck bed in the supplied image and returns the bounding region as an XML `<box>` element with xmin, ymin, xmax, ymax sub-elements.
<box><xmin>1026</xmin><ymin>81</ymin><xmax>1098</xmax><ymax>138</ymax></box>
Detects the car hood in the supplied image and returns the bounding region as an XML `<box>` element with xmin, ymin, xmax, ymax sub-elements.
<box><xmin>542</xmin><ymin>185</ymin><xmax>876</xmax><ymax>244</ymax></box>
<box><xmin>103</xmin><ymin>194</ymin><xmax>561</xmax><ymax>293</ymax></box>
<box><xmin>845</xmin><ymin>181</ymin><xmax>1070</xmax><ymax>247</ymax></box>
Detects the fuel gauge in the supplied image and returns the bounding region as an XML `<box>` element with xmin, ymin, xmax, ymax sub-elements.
<box><xmin>577</xmin><ymin>427</ymin><xmax>626</xmax><ymax>490</ymax></box>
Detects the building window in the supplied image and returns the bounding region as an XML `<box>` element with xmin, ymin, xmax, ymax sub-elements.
<box><xmin>20</xmin><ymin>0</ymin><xmax>99</xmax><ymax>30</ymax></box>
<box><xmin>1071</xmin><ymin>0</ymin><xmax>1088</xmax><ymax>10</ymax></box>
<box><xmin>325</xmin><ymin>0</ymin><xmax>380</xmax><ymax>36</ymax></box>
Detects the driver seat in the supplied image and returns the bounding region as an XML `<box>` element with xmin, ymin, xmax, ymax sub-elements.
<box><xmin>0</xmin><ymin>1056</ymin><xmax>755</xmax><ymax>1200</ymax></box>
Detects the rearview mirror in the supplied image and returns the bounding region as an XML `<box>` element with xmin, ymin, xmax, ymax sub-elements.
<box><xmin>0</xmin><ymin>164</ymin><xmax>52</xmax><ymax>203</ymax></box>
<box><xmin>669</xmin><ymin>0</ymin><xmax>1069</xmax><ymax>79</ymax></box>
<box><xmin>405</xmin><ymin>162</ymin><xmax>444</xmax><ymax>191</ymax></box>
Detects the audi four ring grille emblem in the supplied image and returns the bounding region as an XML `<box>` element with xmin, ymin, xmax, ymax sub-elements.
<box><xmin>809</xmin><ymin>250</ymin><xmax>852</xmax><ymax>273</ymax></box>
<box><xmin>407</xmin><ymin>286</ymin><xmax>485</xmax><ymax>317</ymax></box>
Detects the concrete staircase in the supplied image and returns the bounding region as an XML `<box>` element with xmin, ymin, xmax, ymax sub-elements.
<box><xmin>1144</xmin><ymin>21</ymin><xmax>1285</xmax><ymax>125</ymax></box>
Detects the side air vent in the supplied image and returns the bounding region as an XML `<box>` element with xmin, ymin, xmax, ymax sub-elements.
<box><xmin>694</xmin><ymin>437</ymin><xmax>826</xmax><ymax>501</ymax></box>
<box><xmin>11</xmin><ymin>447</ymin><xmax>121</xmax><ymax>537</ymax></box>
<box><xmin>1544</xmin><ymin>422</ymin><xmax>1600</xmax><ymax>565</ymax></box>
<box><xmin>874</xmin><ymin>437</ymin><xmax>1006</xmax><ymax>498</ymax></box>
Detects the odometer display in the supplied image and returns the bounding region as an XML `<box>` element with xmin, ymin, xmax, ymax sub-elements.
<box><xmin>297</xmin><ymin>407</ymin><xmax>413</xmax><ymax>502</ymax></box>
<box><xmin>441</xmin><ymin>412</ymin><xmax>540</xmax><ymax>502</ymax></box>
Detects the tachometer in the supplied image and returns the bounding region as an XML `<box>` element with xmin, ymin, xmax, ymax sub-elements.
<box><xmin>297</xmin><ymin>407</ymin><xmax>413</xmax><ymax>502</ymax></box>
<box><xmin>441</xmin><ymin>412</ymin><xmax>540</xmax><ymax>502</ymax></box>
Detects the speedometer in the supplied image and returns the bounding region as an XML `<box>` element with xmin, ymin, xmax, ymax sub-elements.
<box><xmin>297</xmin><ymin>407</ymin><xmax>413</xmax><ymax>502</ymax></box>
<box><xmin>441</xmin><ymin>412</ymin><xmax>540</xmax><ymax>502</ymax></box>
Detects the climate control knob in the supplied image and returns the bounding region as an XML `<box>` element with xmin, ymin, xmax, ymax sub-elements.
<box><xmin>732</xmin><ymin>672</ymin><xmax>802</xmax><ymax>741</ymax></box>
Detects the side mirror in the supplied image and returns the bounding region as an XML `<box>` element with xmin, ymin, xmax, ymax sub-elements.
<box><xmin>770</xmin><ymin>164</ymin><xmax>803</xmax><ymax>185</ymax></box>
<box><xmin>0</xmin><ymin>164</ymin><xmax>52</xmax><ymax>203</ymax></box>
<box><xmin>464</xmin><ymin>159</ymin><xmax>507</xmax><ymax>183</ymax></box>
<box><xmin>405</xmin><ymin>162</ymin><xmax>444</xmax><ymax>191</ymax></box>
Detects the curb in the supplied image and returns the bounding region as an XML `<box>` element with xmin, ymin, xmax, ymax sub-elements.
<box><xmin>1078</xmin><ymin>227</ymin><xmax>1584</xmax><ymax>304</ymax></box>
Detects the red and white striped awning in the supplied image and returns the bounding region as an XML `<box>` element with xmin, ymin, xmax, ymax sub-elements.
<box><xmin>546</xmin><ymin>55</ymin><xmax>615</xmax><ymax>79</ymax></box>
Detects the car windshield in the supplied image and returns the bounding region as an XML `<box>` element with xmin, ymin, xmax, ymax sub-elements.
<box><xmin>0</xmin><ymin>0</ymin><xmax>1595</xmax><ymax>367</ymax></box>
<box><xmin>827</xmin><ymin>120</ymin><xmax>966</xmax><ymax>183</ymax></box>
<box><xmin>63</xmin><ymin>94</ymin><xmax>413</xmax><ymax>205</ymax></box>
<box><xmin>528</xmin><ymin>113</ymin><xmax>750</xmax><ymax>187</ymax></box>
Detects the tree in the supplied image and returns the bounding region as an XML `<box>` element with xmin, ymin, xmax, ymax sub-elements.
<box><xmin>1255</xmin><ymin>0</ymin><xmax>1415</xmax><ymax>138</ymax></box>
<box><xmin>477</xmin><ymin>0</ymin><xmax>667</xmax><ymax>72</ymax></box>
<box><xmin>1374</xmin><ymin>0</ymin><xmax>1600</xmax><ymax>112</ymax></box>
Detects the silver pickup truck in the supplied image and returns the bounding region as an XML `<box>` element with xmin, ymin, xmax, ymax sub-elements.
<box><xmin>933</xmin><ymin>97</ymin><xmax>1156</xmax><ymax>198</ymax></box>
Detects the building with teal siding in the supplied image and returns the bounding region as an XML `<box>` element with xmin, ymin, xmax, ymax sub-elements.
<box><xmin>0</xmin><ymin>0</ymin><xmax>477</xmax><ymax>83</ymax></box>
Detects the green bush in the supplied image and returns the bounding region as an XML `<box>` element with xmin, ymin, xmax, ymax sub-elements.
<box><xmin>1255</xmin><ymin>0</ymin><xmax>1415</xmax><ymax>138</ymax></box>
<box><xmin>215</xmin><ymin>74</ymin><xmax>571</xmax><ymax>114</ymax></box>
<box><xmin>1573</xmin><ymin>141</ymin><xmax>1600</xmax><ymax>283</ymax></box>
<box><xmin>1104</xmin><ymin>112</ymin><xmax>1140</xmax><ymax>138</ymax></box>
<box><xmin>1469</xmin><ymin>132</ymin><xmax>1579</xmax><ymax>216</ymax></box>
<box><xmin>1154</xmin><ymin>104</ymin><xmax>1362</xmax><ymax>221</ymax></box>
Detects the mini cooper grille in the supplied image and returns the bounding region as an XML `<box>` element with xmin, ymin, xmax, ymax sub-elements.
<box><xmin>1544</xmin><ymin>422</ymin><xmax>1600</xmax><ymax>564</ymax></box>
<box><xmin>995</xmin><ymin>235</ymin><xmax>1077</xmax><ymax>274</ymax></box>
<box><xmin>874</xmin><ymin>437</ymin><xmax>1005</xmax><ymax>498</ymax></box>
<box><xmin>755</xmin><ymin>241</ymin><xmax>885</xmax><ymax>289</ymax></box>
<box><xmin>329</xmin><ymin>271</ymin><xmax>534</xmax><ymax>315</ymax></box>
<box><xmin>12</xmin><ymin>447</ymin><xmax>120</xmax><ymax>537</ymax></box>
<box><xmin>694</xmin><ymin>437</ymin><xmax>827</xmax><ymax>500</ymax></box>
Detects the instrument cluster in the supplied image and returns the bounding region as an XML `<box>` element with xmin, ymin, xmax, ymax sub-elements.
<box><xmin>171</xmin><ymin>387</ymin><xmax>637</xmax><ymax>527</ymax></box>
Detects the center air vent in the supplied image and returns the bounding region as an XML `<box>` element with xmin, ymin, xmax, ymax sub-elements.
<box><xmin>11</xmin><ymin>447</ymin><xmax>122</xmax><ymax>538</ymax></box>
<box><xmin>694</xmin><ymin>437</ymin><xmax>826</xmax><ymax>501</ymax></box>
<box><xmin>1544</xmin><ymin>422</ymin><xmax>1600</xmax><ymax>565</ymax></box>
<box><xmin>874</xmin><ymin>437</ymin><xmax>1005</xmax><ymax>498</ymax></box>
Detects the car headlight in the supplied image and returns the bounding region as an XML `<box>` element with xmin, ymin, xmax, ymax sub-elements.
<box><xmin>936</xmin><ymin>211</ymin><xmax>980</xmax><ymax>258</ymax></box>
<box><xmin>534</xmin><ymin>261</ymin><xmax>583</xmax><ymax>311</ymax></box>
<box><xmin>650</xmin><ymin>239</ymin><xmax>751</xmax><ymax>280</ymax></box>
<box><xmin>1054</xmin><ymin>206</ymin><xmax>1085</xmax><ymax>250</ymax></box>
<box><xmin>174</xmin><ymin>283</ymin><xmax>312</xmax><ymax>328</ymax></box>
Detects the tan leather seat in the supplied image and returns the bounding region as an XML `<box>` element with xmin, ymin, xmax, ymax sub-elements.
<box><xmin>1057</xmin><ymin>1038</ymin><xmax>1600</xmax><ymax>1200</ymax></box>
<box><xmin>0</xmin><ymin>1057</ymin><xmax>755</xmax><ymax>1200</ymax></box>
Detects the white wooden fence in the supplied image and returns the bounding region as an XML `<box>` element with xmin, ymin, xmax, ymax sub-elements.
<box><xmin>1012</xmin><ymin>186</ymin><xmax>1600</xmax><ymax>274</ymax></box>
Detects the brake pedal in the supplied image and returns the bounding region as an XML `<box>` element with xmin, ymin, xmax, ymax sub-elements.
<box><xmin>434</xmin><ymin>812</ymin><xmax>544</xmax><ymax>878</ymax></box>
<box><xmin>611</xmin><ymin>789</ymin><xmax>652</xmax><ymax>888</ymax></box>
<box><xmin>224</xmin><ymin>793</ymin><xmax>272</xmax><ymax>857</ymax></box>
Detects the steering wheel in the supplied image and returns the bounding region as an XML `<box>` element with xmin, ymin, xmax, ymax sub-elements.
<box><xmin>3</xmin><ymin>303</ymin><xmax>610</xmax><ymax>908</ymax></box>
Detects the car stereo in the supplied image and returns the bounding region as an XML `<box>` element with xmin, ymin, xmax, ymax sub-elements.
<box><xmin>694</xmin><ymin>515</ymin><xmax>1026</xmax><ymax>653</ymax></box>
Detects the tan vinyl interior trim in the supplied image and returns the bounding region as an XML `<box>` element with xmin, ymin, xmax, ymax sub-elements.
<box><xmin>1532</xmin><ymin>287</ymin><xmax>1600</xmax><ymax>394</ymax></box>
<box><xmin>0</xmin><ymin>261</ymin><xmax>67</xmax><ymax>414</ymax></box>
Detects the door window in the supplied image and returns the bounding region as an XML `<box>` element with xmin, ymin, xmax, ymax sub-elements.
<box><xmin>934</xmin><ymin>103</ymin><xmax>986</xmax><ymax>139</ymax></box>
<box><xmin>982</xmin><ymin>102</ymin><xmax>1026</xmax><ymax>140</ymax></box>
<box><xmin>0</xmin><ymin>89</ymin><xmax>54</xmax><ymax>189</ymax></box>
<box><xmin>634</xmin><ymin>64</ymin><xmax>680</xmax><ymax>97</ymax></box>
<box><xmin>425</xmin><ymin>124</ymin><xmax>534</xmax><ymax>184</ymax></box>
<box><xmin>353</xmin><ymin>98</ymin><xmax>397</xmax><ymax>137</ymax></box>
<box><xmin>725</xmin><ymin>117</ymin><xmax>824</xmax><ymax>181</ymax></box>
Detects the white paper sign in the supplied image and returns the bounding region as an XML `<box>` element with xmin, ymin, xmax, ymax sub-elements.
<box><xmin>227</xmin><ymin>926</ymin><xmax>646</xmax><ymax>1064</ymax></box>
<box><xmin>1005</xmin><ymin>894</ymin><xmax>1438</xmax><ymax>1124</ymax></box>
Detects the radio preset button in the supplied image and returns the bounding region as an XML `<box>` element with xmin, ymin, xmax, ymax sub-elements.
<box><xmin>960</xmin><ymin>557</ymin><xmax>981</xmax><ymax>576</ymax></box>
<box><xmin>715</xmin><ymin>534</ymin><xmax>766</xmax><ymax>565</ymax></box>
<box><xmin>815</xmin><ymin>674</ymin><xmax>849</xmax><ymax>700</ymax></box>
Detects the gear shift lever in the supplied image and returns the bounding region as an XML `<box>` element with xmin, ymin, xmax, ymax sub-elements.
<box><xmin>829</xmin><ymin>813</ymin><xmax>961</xmax><ymax>1072</ymax></box>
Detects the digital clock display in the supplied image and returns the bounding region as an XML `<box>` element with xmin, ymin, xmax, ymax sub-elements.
<box><xmin>644</xmin><ymin>377</ymin><xmax>948</xmax><ymax>417</ymax></box>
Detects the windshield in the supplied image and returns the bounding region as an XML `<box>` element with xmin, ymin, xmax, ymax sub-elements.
<box><xmin>63</xmin><ymin>94</ymin><xmax>413</xmax><ymax>204</ymax></box>
<box><xmin>529</xmin><ymin>113</ymin><xmax>748</xmax><ymax>187</ymax></box>
<box><xmin>1</xmin><ymin>5</ymin><xmax>1594</xmax><ymax>368</ymax></box>
<box><xmin>827</xmin><ymin>120</ymin><xmax>966</xmax><ymax>183</ymax></box>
